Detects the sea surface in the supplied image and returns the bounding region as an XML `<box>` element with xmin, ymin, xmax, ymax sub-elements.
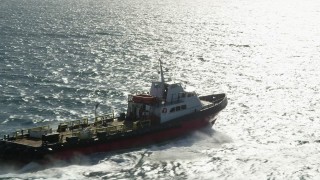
<box><xmin>1</xmin><ymin>0</ymin><xmax>320</xmax><ymax>179</ymax></box>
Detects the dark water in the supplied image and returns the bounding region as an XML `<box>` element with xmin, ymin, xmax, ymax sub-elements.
<box><xmin>1</xmin><ymin>0</ymin><xmax>320</xmax><ymax>179</ymax></box>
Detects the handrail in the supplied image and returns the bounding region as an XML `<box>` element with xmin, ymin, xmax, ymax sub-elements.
<box><xmin>60</xmin><ymin>117</ymin><xmax>89</xmax><ymax>126</ymax></box>
<box><xmin>201</xmin><ymin>96</ymin><xmax>227</xmax><ymax>110</ymax></box>
<box><xmin>28</xmin><ymin>125</ymin><xmax>50</xmax><ymax>131</ymax></box>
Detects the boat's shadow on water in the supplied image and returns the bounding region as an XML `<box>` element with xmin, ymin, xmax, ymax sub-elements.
<box><xmin>0</xmin><ymin>126</ymin><xmax>232</xmax><ymax>175</ymax></box>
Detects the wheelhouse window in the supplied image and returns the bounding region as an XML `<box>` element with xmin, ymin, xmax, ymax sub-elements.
<box><xmin>179</xmin><ymin>93</ymin><xmax>186</xmax><ymax>98</ymax></box>
<box><xmin>187</xmin><ymin>93</ymin><xmax>196</xmax><ymax>97</ymax></box>
<box><xmin>169</xmin><ymin>105</ymin><xmax>187</xmax><ymax>113</ymax></box>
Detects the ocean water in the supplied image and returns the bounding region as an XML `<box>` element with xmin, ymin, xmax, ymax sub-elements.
<box><xmin>1</xmin><ymin>0</ymin><xmax>320</xmax><ymax>179</ymax></box>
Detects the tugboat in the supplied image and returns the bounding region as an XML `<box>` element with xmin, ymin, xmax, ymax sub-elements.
<box><xmin>0</xmin><ymin>61</ymin><xmax>227</xmax><ymax>165</ymax></box>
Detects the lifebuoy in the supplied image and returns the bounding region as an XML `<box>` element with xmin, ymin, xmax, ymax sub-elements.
<box><xmin>162</xmin><ymin>108</ymin><xmax>167</xmax><ymax>113</ymax></box>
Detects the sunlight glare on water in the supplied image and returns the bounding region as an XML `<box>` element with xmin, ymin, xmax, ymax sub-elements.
<box><xmin>0</xmin><ymin>0</ymin><xmax>320</xmax><ymax>179</ymax></box>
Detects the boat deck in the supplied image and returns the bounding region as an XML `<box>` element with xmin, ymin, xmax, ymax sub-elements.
<box><xmin>14</xmin><ymin>138</ymin><xmax>43</xmax><ymax>147</ymax></box>
<box><xmin>6</xmin><ymin>119</ymin><xmax>150</xmax><ymax>148</ymax></box>
<box><xmin>201</xmin><ymin>100</ymin><xmax>212</xmax><ymax>107</ymax></box>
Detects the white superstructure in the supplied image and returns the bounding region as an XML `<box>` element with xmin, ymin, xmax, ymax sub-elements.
<box><xmin>127</xmin><ymin>61</ymin><xmax>203</xmax><ymax>124</ymax></box>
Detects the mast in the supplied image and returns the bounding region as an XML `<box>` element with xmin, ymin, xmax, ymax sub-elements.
<box><xmin>150</xmin><ymin>60</ymin><xmax>166</xmax><ymax>99</ymax></box>
<box><xmin>159</xmin><ymin>59</ymin><xmax>165</xmax><ymax>84</ymax></box>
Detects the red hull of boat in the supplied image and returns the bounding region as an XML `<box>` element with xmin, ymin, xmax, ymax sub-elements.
<box><xmin>51</xmin><ymin>115</ymin><xmax>216</xmax><ymax>161</ymax></box>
